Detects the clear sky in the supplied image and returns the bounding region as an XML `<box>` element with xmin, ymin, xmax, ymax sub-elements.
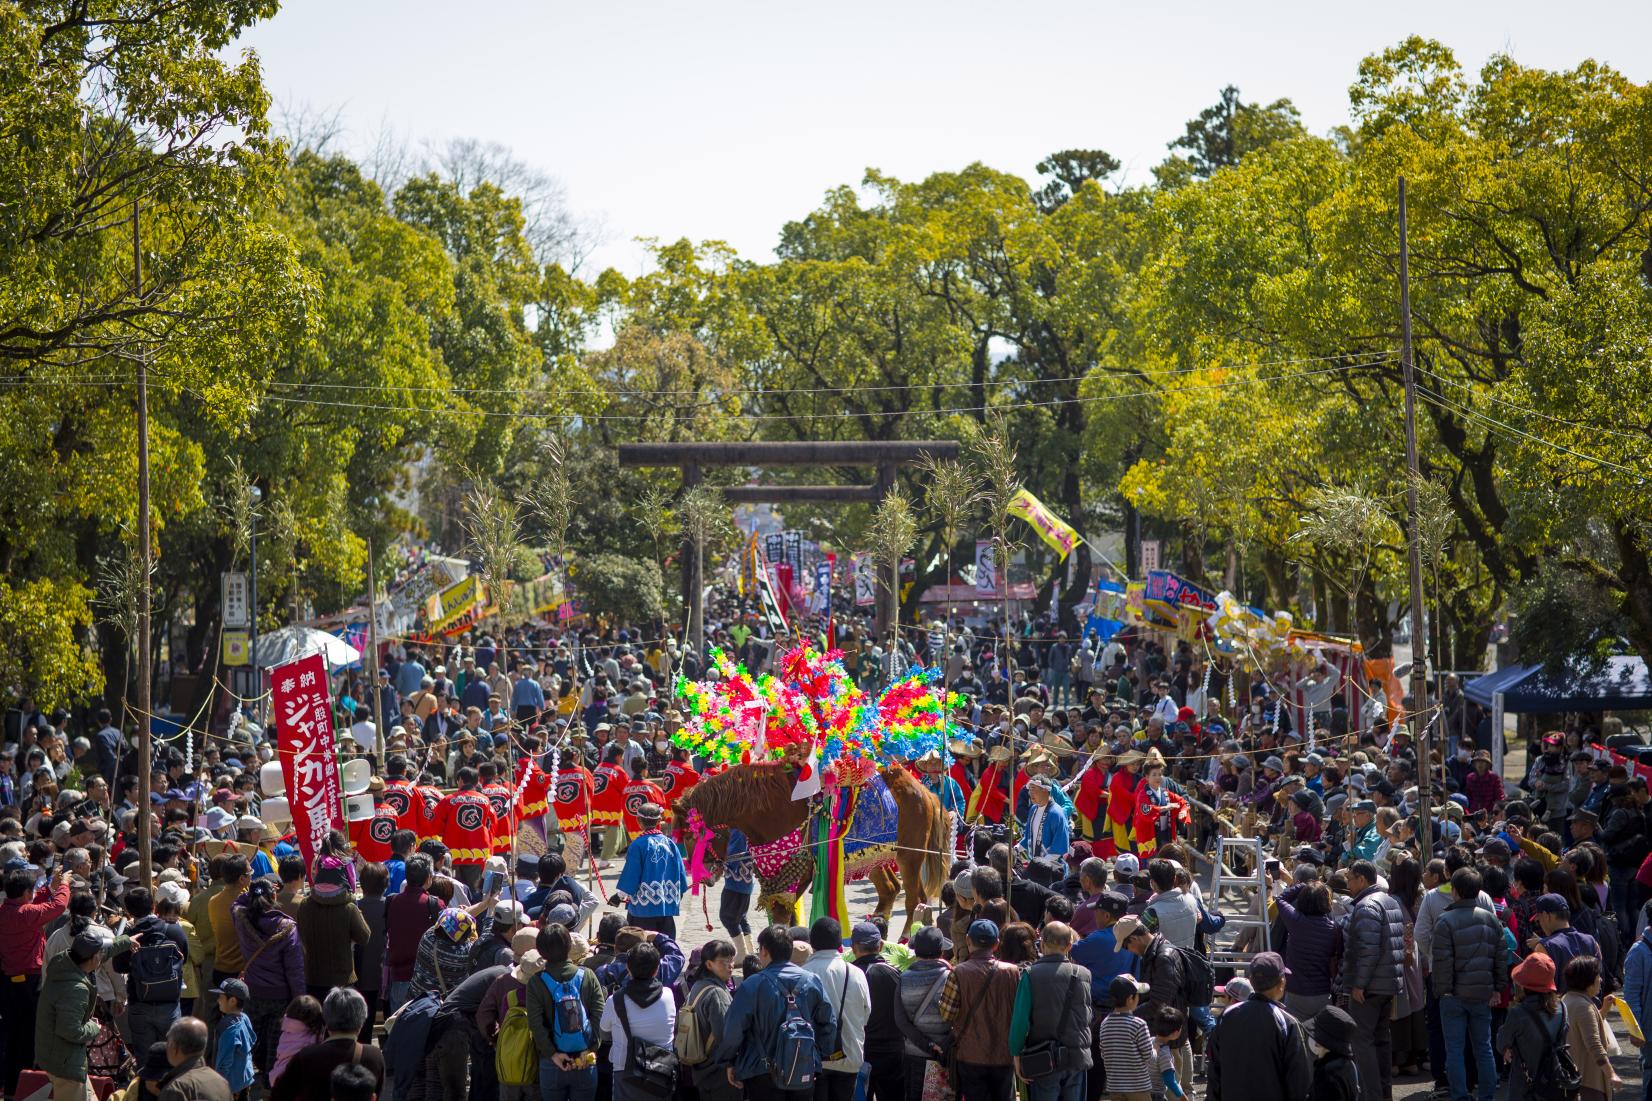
<box><xmin>232</xmin><ymin>1</ymin><xmax>1652</xmax><ymax>277</ymax></box>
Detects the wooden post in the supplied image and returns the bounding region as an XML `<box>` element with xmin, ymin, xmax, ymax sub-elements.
<box><xmin>1398</xmin><ymin>177</ymin><xmax>1432</xmax><ymax>855</ymax></box>
<box><xmin>682</xmin><ymin>461</ymin><xmax>704</xmax><ymax>668</ymax></box>
<box><xmin>874</xmin><ymin>461</ymin><xmax>897</xmax><ymax>647</ymax></box>
<box><xmin>366</xmin><ymin>531</ymin><xmax>385</xmax><ymax>769</ymax></box>
<box><xmin>134</xmin><ymin>198</ymin><xmax>154</xmax><ymax>893</ymax></box>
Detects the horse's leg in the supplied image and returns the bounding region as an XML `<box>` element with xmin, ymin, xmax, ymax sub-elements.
<box><xmin>868</xmin><ymin>866</ymin><xmax>896</xmax><ymax>921</ymax></box>
<box><xmin>896</xmin><ymin>848</ymin><xmax>927</xmax><ymax>939</ymax></box>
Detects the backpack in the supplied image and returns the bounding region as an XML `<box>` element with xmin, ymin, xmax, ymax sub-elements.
<box><xmin>1520</xmin><ymin>1001</ymin><xmax>1582</xmax><ymax>1101</ymax></box>
<box><xmin>541</xmin><ymin>971</ymin><xmax>591</xmax><ymax>1054</ymax></box>
<box><xmin>129</xmin><ymin>929</ymin><xmax>184</xmax><ymax>1003</ymax></box>
<box><xmin>1574</xmin><ymin>907</ymin><xmax>1622</xmax><ymax>991</ymax></box>
<box><xmin>674</xmin><ymin>984</ymin><xmax>718</xmax><ymax>1066</ymax></box>
<box><xmin>494</xmin><ymin>988</ymin><xmax>538</xmax><ymax>1087</ymax></box>
<box><xmin>771</xmin><ymin>982</ymin><xmax>820</xmax><ymax>1091</ymax></box>
<box><xmin>615</xmin><ymin>991</ymin><xmax>678</xmax><ymax>1098</ymax></box>
<box><xmin>1172</xmin><ymin>943</ymin><xmax>1214</xmax><ymax>1007</ymax></box>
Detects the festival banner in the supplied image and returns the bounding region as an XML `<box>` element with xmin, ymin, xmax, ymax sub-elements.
<box><xmin>427</xmin><ymin>574</ymin><xmax>483</xmax><ymax>634</ymax></box>
<box><xmin>1006</xmin><ymin>489</ymin><xmax>1080</xmax><ymax>560</ymax></box>
<box><xmin>853</xmin><ymin>555</ymin><xmax>876</xmax><ymax>606</ymax></box>
<box><xmin>270</xmin><ymin>652</ymin><xmax>346</xmax><ymax>877</ymax></box>
<box><xmin>975</xmin><ymin>541</ymin><xmax>997</xmax><ymax>593</ymax></box>
<box><xmin>812</xmin><ymin>558</ymin><xmax>832</xmax><ymax>615</ymax></box>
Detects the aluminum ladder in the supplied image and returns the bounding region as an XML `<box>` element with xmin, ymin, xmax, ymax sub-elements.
<box><xmin>1204</xmin><ymin>833</ymin><xmax>1270</xmax><ymax>973</ymax></box>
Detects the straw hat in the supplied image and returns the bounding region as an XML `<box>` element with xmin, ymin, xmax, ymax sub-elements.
<box><xmin>949</xmin><ymin>739</ymin><xmax>983</xmax><ymax>759</ymax></box>
<box><xmin>1117</xmin><ymin>750</ymin><xmax>1146</xmax><ymax>768</ymax></box>
<box><xmin>987</xmin><ymin>745</ymin><xmax>1014</xmax><ymax>764</ymax></box>
<box><xmin>914</xmin><ymin>751</ymin><xmax>947</xmax><ymax>774</ymax></box>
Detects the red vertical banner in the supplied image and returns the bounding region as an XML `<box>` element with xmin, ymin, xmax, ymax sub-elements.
<box><xmin>270</xmin><ymin>652</ymin><xmax>345</xmax><ymax>877</ymax></box>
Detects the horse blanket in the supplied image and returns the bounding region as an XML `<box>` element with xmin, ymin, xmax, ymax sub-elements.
<box><xmin>746</xmin><ymin>776</ymin><xmax>901</xmax><ymax>913</ymax></box>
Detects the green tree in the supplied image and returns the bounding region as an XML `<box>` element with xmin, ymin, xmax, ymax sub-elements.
<box><xmin>1163</xmin><ymin>85</ymin><xmax>1307</xmax><ymax>179</ymax></box>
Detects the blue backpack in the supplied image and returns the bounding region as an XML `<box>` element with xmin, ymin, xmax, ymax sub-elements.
<box><xmin>771</xmin><ymin>981</ymin><xmax>820</xmax><ymax>1091</ymax></box>
<box><xmin>541</xmin><ymin>971</ymin><xmax>590</xmax><ymax>1054</ymax></box>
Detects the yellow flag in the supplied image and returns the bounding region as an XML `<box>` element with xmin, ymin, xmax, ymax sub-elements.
<box><xmin>1006</xmin><ymin>489</ymin><xmax>1081</xmax><ymax>560</ymax></box>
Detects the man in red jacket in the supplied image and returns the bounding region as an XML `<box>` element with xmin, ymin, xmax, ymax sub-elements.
<box><xmin>0</xmin><ymin>867</ymin><xmax>71</xmax><ymax>1094</ymax></box>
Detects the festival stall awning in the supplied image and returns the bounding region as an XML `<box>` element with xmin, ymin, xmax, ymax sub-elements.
<box><xmin>919</xmin><ymin>582</ymin><xmax>1037</xmax><ymax>602</ymax></box>
<box><xmin>1464</xmin><ymin>656</ymin><xmax>1652</xmax><ymax>713</ymax></box>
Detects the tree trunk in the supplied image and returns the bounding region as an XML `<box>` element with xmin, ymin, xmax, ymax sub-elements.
<box><xmin>1355</xmin><ymin>578</ymin><xmax>1394</xmax><ymax>658</ymax></box>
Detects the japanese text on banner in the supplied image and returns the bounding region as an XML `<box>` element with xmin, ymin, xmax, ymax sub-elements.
<box><xmin>270</xmin><ymin>652</ymin><xmax>345</xmax><ymax>878</ymax></box>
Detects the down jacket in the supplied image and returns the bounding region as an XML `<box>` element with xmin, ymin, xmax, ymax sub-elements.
<box><xmin>1430</xmin><ymin>898</ymin><xmax>1510</xmax><ymax>1002</ymax></box>
<box><xmin>232</xmin><ymin>897</ymin><xmax>305</xmax><ymax>1003</ymax></box>
<box><xmin>1343</xmin><ymin>886</ymin><xmax>1407</xmax><ymax>997</ymax></box>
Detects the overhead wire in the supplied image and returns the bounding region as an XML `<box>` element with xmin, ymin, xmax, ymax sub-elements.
<box><xmin>249</xmin><ymin>357</ymin><xmax>1395</xmax><ymax>424</ymax></box>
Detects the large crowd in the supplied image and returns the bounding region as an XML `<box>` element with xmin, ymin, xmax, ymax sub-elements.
<box><xmin>1</xmin><ymin>606</ymin><xmax>1648</xmax><ymax>1101</ymax></box>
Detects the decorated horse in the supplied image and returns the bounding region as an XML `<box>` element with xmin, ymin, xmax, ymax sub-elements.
<box><xmin>673</xmin><ymin>759</ymin><xmax>948</xmax><ymax>935</ymax></box>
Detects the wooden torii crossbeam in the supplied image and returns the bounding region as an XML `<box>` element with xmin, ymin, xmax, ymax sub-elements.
<box><xmin>616</xmin><ymin>441</ymin><xmax>961</xmax><ymax>646</ymax></box>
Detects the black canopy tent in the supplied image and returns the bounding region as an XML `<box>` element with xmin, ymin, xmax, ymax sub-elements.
<box><xmin>1466</xmin><ymin>655</ymin><xmax>1652</xmax><ymax>773</ymax></box>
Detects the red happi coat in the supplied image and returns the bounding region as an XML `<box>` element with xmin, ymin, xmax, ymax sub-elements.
<box><xmin>658</xmin><ymin>761</ymin><xmax>700</xmax><ymax>806</ymax></box>
<box><xmin>480</xmin><ymin>782</ymin><xmax>513</xmax><ymax>854</ymax></box>
<box><xmin>589</xmin><ymin>762</ymin><xmax>627</xmax><ymax>827</ymax></box>
<box><xmin>550</xmin><ymin>763</ymin><xmax>594</xmax><ymax>834</ymax></box>
<box><xmin>381</xmin><ymin>779</ymin><xmax>422</xmax><ymax>835</ymax></box>
<box><xmin>621</xmin><ymin>779</ymin><xmax>669</xmax><ymax>835</ymax></box>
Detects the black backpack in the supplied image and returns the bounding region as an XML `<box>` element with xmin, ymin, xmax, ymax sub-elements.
<box><xmin>129</xmin><ymin>930</ymin><xmax>184</xmax><ymax>1003</ymax></box>
<box><xmin>1167</xmin><ymin>942</ymin><xmax>1214</xmax><ymax>1008</ymax></box>
<box><xmin>1520</xmin><ymin>1001</ymin><xmax>1582</xmax><ymax>1101</ymax></box>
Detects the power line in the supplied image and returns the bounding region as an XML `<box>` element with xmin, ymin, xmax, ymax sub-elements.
<box><xmin>1416</xmin><ymin>385</ymin><xmax>1648</xmax><ymax>479</ymax></box>
<box><xmin>254</xmin><ymin>348</ymin><xmax>1393</xmax><ymax>401</ymax></box>
<box><xmin>1415</xmin><ymin>365</ymin><xmax>1652</xmax><ymax>447</ymax></box>
<box><xmin>253</xmin><ymin>357</ymin><xmax>1395</xmax><ymax>425</ymax></box>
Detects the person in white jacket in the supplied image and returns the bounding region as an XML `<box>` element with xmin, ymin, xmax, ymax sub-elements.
<box><xmin>801</xmin><ymin>916</ymin><xmax>870</xmax><ymax>1101</ymax></box>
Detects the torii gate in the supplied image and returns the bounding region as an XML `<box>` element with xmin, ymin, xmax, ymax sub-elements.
<box><xmin>616</xmin><ymin>440</ymin><xmax>961</xmax><ymax>651</ymax></box>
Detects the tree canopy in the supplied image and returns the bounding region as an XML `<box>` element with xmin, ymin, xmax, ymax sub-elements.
<box><xmin>6</xmin><ymin>10</ymin><xmax>1652</xmax><ymax>710</ymax></box>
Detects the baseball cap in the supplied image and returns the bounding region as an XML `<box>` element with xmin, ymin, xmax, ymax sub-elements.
<box><xmin>850</xmin><ymin>921</ymin><xmax>883</xmax><ymax>950</ymax></box>
<box><xmin>210</xmin><ymin>977</ymin><xmax>251</xmax><ymax>1002</ymax></box>
<box><xmin>1111</xmin><ymin>915</ymin><xmax>1145</xmax><ymax>944</ymax></box>
<box><xmin>967</xmin><ymin>919</ymin><xmax>1000</xmax><ymax>945</ymax></box>
<box><xmin>1535</xmin><ymin>893</ymin><xmax>1570</xmax><ymax>916</ymax></box>
<box><xmin>1095</xmin><ymin>891</ymin><xmax>1131</xmax><ymax>918</ymax></box>
<box><xmin>1113</xmin><ymin>853</ymin><xmax>1140</xmax><ymax>877</ymax></box>
<box><xmin>952</xmin><ymin>872</ymin><xmax>977</xmax><ymax>901</ymax></box>
<box><xmin>494</xmin><ymin>900</ymin><xmax>526</xmax><ymax>926</ymax></box>
<box><xmin>910</xmin><ymin>925</ymin><xmax>952</xmax><ymax>958</ymax></box>
<box><xmin>1248</xmin><ymin>951</ymin><xmax>1290</xmax><ymax>989</ymax></box>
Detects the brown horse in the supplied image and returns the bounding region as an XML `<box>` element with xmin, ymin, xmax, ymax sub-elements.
<box><xmin>672</xmin><ymin>761</ymin><xmax>948</xmax><ymax>935</ymax></box>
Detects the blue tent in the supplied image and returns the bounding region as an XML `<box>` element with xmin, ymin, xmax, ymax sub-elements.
<box><xmin>1464</xmin><ymin>655</ymin><xmax>1652</xmax><ymax>713</ymax></box>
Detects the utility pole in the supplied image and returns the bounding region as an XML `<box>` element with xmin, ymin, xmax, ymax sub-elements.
<box><xmin>134</xmin><ymin>199</ymin><xmax>154</xmax><ymax>892</ymax></box>
<box><xmin>1398</xmin><ymin>177</ymin><xmax>1433</xmax><ymax>855</ymax></box>
<box><xmin>365</xmin><ymin>520</ymin><xmax>385</xmax><ymax>769</ymax></box>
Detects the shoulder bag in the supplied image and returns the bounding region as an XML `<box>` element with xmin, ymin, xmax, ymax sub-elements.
<box><xmin>1016</xmin><ymin>966</ymin><xmax>1080</xmax><ymax>1079</ymax></box>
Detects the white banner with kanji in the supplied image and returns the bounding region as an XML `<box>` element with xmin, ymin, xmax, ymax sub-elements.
<box><xmin>271</xmin><ymin>652</ymin><xmax>345</xmax><ymax>877</ymax></box>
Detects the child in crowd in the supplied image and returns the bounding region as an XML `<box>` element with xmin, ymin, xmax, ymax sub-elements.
<box><xmin>1306</xmin><ymin>1006</ymin><xmax>1359</xmax><ymax>1101</ymax></box>
<box><xmin>1098</xmin><ymin>975</ymin><xmax>1156</xmax><ymax>1101</ymax></box>
<box><xmin>270</xmin><ymin>994</ymin><xmax>325</xmax><ymax>1085</ymax></box>
<box><xmin>212</xmin><ymin>978</ymin><xmax>257</xmax><ymax>1100</ymax></box>
<box><xmin>1151</xmin><ymin>1005</ymin><xmax>1188</xmax><ymax>1100</ymax></box>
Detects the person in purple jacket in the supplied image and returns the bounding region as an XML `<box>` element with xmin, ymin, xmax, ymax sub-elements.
<box><xmin>232</xmin><ymin>879</ymin><xmax>306</xmax><ymax>1084</ymax></box>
